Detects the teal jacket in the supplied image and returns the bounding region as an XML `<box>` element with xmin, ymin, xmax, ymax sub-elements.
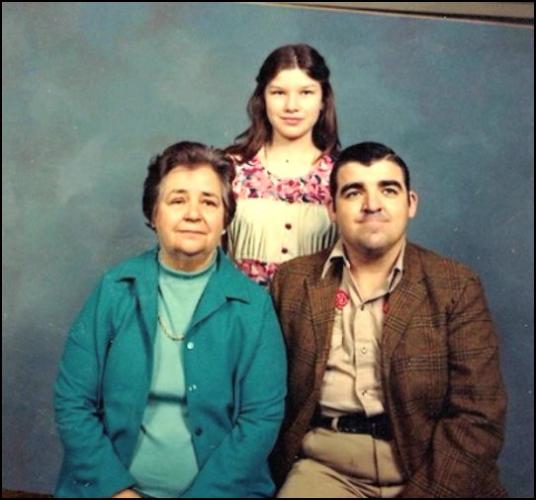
<box><xmin>54</xmin><ymin>247</ymin><xmax>287</xmax><ymax>498</ymax></box>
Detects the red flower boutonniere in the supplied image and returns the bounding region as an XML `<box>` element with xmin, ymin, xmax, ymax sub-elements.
<box><xmin>335</xmin><ymin>289</ymin><xmax>349</xmax><ymax>310</ymax></box>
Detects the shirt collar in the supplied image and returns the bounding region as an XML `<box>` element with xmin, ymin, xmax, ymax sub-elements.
<box><xmin>321</xmin><ymin>238</ymin><xmax>405</xmax><ymax>292</ymax></box>
<box><xmin>321</xmin><ymin>238</ymin><xmax>348</xmax><ymax>279</ymax></box>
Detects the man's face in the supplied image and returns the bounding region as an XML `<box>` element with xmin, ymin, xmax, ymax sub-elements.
<box><xmin>329</xmin><ymin>159</ymin><xmax>418</xmax><ymax>258</ymax></box>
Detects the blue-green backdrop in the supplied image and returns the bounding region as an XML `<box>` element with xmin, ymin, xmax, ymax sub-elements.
<box><xmin>2</xmin><ymin>2</ymin><xmax>534</xmax><ymax>496</ymax></box>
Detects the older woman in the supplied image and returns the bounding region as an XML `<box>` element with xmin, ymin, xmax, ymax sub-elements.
<box><xmin>54</xmin><ymin>142</ymin><xmax>287</xmax><ymax>498</ymax></box>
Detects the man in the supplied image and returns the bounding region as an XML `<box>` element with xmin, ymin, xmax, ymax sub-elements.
<box><xmin>270</xmin><ymin>142</ymin><xmax>507</xmax><ymax>498</ymax></box>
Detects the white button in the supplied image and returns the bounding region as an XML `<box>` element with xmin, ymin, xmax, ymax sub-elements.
<box><xmin>360</xmin><ymin>347</ymin><xmax>367</xmax><ymax>355</ymax></box>
<box><xmin>186</xmin><ymin>341</ymin><xmax>195</xmax><ymax>350</ymax></box>
<box><xmin>188</xmin><ymin>384</ymin><xmax>197</xmax><ymax>392</ymax></box>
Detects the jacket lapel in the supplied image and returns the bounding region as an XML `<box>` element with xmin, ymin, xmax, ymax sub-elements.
<box><xmin>188</xmin><ymin>274</ymin><xmax>227</xmax><ymax>334</ymax></box>
<box><xmin>381</xmin><ymin>244</ymin><xmax>426</xmax><ymax>374</ymax></box>
<box><xmin>126</xmin><ymin>249</ymin><xmax>159</xmax><ymax>347</ymax></box>
<box><xmin>188</xmin><ymin>249</ymin><xmax>249</xmax><ymax>334</ymax></box>
<box><xmin>305</xmin><ymin>262</ymin><xmax>341</xmax><ymax>380</ymax></box>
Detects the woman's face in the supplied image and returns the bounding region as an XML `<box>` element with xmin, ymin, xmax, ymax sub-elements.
<box><xmin>152</xmin><ymin>165</ymin><xmax>225</xmax><ymax>271</ymax></box>
<box><xmin>264</xmin><ymin>67</ymin><xmax>323</xmax><ymax>143</ymax></box>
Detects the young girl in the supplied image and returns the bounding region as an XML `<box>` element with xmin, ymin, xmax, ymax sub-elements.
<box><xmin>226</xmin><ymin>44</ymin><xmax>340</xmax><ymax>287</ymax></box>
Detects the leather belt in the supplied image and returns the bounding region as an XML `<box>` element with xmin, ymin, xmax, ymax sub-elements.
<box><xmin>315</xmin><ymin>412</ymin><xmax>393</xmax><ymax>440</ymax></box>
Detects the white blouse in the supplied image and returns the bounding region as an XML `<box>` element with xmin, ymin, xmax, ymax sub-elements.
<box><xmin>228</xmin><ymin>154</ymin><xmax>337</xmax><ymax>286</ymax></box>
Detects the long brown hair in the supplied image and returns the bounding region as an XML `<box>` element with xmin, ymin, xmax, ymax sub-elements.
<box><xmin>226</xmin><ymin>44</ymin><xmax>340</xmax><ymax>163</ymax></box>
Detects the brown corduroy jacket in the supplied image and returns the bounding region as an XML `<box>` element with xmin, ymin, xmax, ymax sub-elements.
<box><xmin>270</xmin><ymin>242</ymin><xmax>508</xmax><ymax>498</ymax></box>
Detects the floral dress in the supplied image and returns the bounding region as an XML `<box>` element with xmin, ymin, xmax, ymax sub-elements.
<box><xmin>228</xmin><ymin>154</ymin><xmax>337</xmax><ymax>287</ymax></box>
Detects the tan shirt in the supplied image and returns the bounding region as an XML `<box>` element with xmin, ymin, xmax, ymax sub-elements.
<box><xmin>319</xmin><ymin>239</ymin><xmax>405</xmax><ymax>417</ymax></box>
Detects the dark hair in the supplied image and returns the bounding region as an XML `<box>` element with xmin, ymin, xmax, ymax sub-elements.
<box><xmin>226</xmin><ymin>44</ymin><xmax>340</xmax><ymax>162</ymax></box>
<box><xmin>329</xmin><ymin>142</ymin><xmax>411</xmax><ymax>199</ymax></box>
<box><xmin>142</xmin><ymin>141</ymin><xmax>236</xmax><ymax>229</ymax></box>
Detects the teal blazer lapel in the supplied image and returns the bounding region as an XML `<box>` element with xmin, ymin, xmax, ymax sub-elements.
<box><xmin>127</xmin><ymin>249</ymin><xmax>159</xmax><ymax>347</ymax></box>
<box><xmin>188</xmin><ymin>248</ymin><xmax>249</xmax><ymax>334</ymax></box>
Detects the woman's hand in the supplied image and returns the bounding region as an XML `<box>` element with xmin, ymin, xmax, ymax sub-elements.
<box><xmin>112</xmin><ymin>489</ymin><xmax>142</xmax><ymax>498</ymax></box>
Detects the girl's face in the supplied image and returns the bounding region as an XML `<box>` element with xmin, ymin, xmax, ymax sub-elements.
<box><xmin>264</xmin><ymin>67</ymin><xmax>323</xmax><ymax>143</ymax></box>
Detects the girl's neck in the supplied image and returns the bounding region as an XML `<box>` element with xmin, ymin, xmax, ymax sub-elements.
<box><xmin>262</xmin><ymin>135</ymin><xmax>322</xmax><ymax>176</ymax></box>
<box><xmin>268</xmin><ymin>132</ymin><xmax>320</xmax><ymax>159</ymax></box>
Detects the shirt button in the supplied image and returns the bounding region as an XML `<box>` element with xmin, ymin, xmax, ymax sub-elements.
<box><xmin>186</xmin><ymin>341</ymin><xmax>195</xmax><ymax>350</ymax></box>
<box><xmin>188</xmin><ymin>384</ymin><xmax>197</xmax><ymax>392</ymax></box>
<box><xmin>360</xmin><ymin>347</ymin><xmax>367</xmax><ymax>355</ymax></box>
<box><xmin>285</xmin><ymin>223</ymin><xmax>292</xmax><ymax>230</ymax></box>
<box><xmin>282</xmin><ymin>247</ymin><xmax>288</xmax><ymax>254</ymax></box>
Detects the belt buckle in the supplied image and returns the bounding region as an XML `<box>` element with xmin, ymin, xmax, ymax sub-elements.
<box><xmin>331</xmin><ymin>416</ymin><xmax>340</xmax><ymax>432</ymax></box>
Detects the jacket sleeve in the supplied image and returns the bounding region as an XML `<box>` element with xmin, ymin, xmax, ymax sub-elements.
<box><xmin>54</xmin><ymin>279</ymin><xmax>135</xmax><ymax>498</ymax></box>
<box><xmin>182</xmin><ymin>295</ymin><xmax>287</xmax><ymax>498</ymax></box>
<box><xmin>401</xmin><ymin>275</ymin><xmax>508</xmax><ymax>498</ymax></box>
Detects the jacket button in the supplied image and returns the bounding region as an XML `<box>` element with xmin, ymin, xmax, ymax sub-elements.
<box><xmin>186</xmin><ymin>341</ymin><xmax>195</xmax><ymax>350</ymax></box>
<box><xmin>195</xmin><ymin>427</ymin><xmax>203</xmax><ymax>436</ymax></box>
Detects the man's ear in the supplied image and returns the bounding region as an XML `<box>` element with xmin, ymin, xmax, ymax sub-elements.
<box><xmin>408</xmin><ymin>190</ymin><xmax>418</xmax><ymax>219</ymax></box>
<box><xmin>328</xmin><ymin>198</ymin><xmax>337</xmax><ymax>223</ymax></box>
